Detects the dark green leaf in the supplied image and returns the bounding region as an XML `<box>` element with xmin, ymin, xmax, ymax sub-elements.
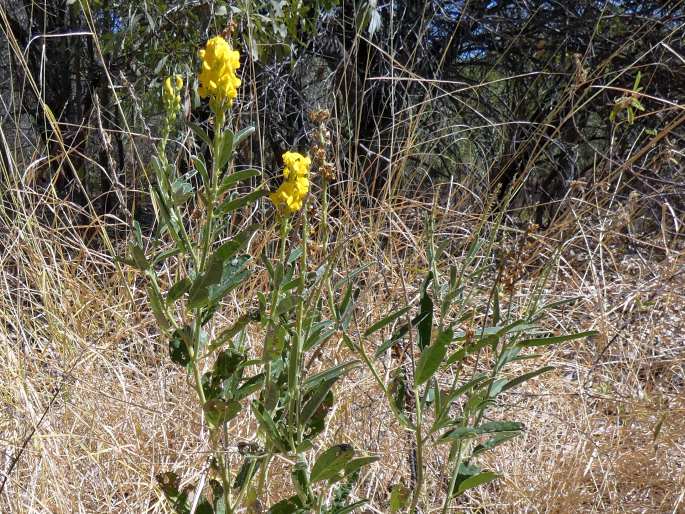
<box><xmin>219</xmin><ymin>169</ymin><xmax>261</xmax><ymax>194</ymax></box>
<box><xmin>389</xmin><ymin>484</ymin><xmax>410</xmax><ymax>512</ymax></box>
<box><xmin>414</xmin><ymin>328</ymin><xmax>452</xmax><ymax>386</ymax></box>
<box><xmin>233</xmin><ymin>457</ymin><xmax>259</xmax><ymax>490</ymax></box>
<box><xmin>472</xmin><ymin>432</ymin><xmax>520</xmax><ymax>456</ymax></box>
<box><xmin>311</xmin><ymin>444</ymin><xmax>355</xmax><ymax>483</ymax></box>
<box><xmin>516</xmin><ymin>330</ymin><xmax>598</xmax><ymax>348</ymax></box>
<box><xmin>251</xmin><ymin>400</ymin><xmax>287</xmax><ymax>452</ymax></box>
<box><xmin>214</xmin><ymin>348</ymin><xmax>245</xmax><ymax>378</ymax></box>
<box><xmin>167</xmin><ymin>277</ymin><xmax>191</xmax><ymax>304</ymax></box>
<box><xmin>343</xmin><ymin>456</ymin><xmax>379</xmax><ymax>476</ymax></box>
<box><xmin>188</xmin><ymin>122</ymin><xmax>212</xmax><ymax>149</ymax></box>
<box><xmin>301</xmin><ymin>377</ymin><xmax>337</xmax><ymax>424</ymax></box>
<box><xmin>148</xmin><ymin>285</ymin><xmax>170</xmax><ymax>331</ymax></box>
<box><xmin>417</xmin><ymin>272</ymin><xmax>434</xmax><ymax>350</ymax></box>
<box><xmin>218</xmin><ymin>189</ymin><xmax>266</xmax><ymax>216</ymax></box>
<box><xmin>500</xmin><ymin>366</ymin><xmax>555</xmax><ymax>394</ymax></box>
<box><xmin>364</xmin><ymin>305</ymin><xmax>411</xmax><ymax>337</ymax></box>
<box><xmin>332</xmin><ymin>500</ymin><xmax>369</xmax><ymax>514</ymax></box>
<box><xmin>268</xmin><ymin>495</ymin><xmax>304</xmax><ymax>514</ymax></box>
<box><xmin>455</xmin><ymin>471</ymin><xmax>499</xmax><ymax>495</ymax></box>
<box><xmin>203</xmin><ymin>399</ymin><xmax>241</xmax><ymax>428</ymax></box>
<box><xmin>128</xmin><ymin>243</ymin><xmax>149</xmax><ymax>270</ymax></box>
<box><xmin>168</xmin><ymin>328</ymin><xmax>191</xmax><ymax>367</ymax></box>
<box><xmin>303</xmin><ymin>360</ymin><xmax>360</xmax><ymax>391</ymax></box>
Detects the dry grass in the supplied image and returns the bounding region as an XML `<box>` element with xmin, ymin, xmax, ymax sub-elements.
<box><xmin>1</xmin><ymin>178</ymin><xmax>683</xmax><ymax>513</ymax></box>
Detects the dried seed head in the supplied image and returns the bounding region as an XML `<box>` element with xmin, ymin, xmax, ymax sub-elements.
<box><xmin>308</xmin><ymin>108</ymin><xmax>330</xmax><ymax>124</ymax></box>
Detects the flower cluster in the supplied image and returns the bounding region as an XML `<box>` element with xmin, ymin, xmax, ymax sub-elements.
<box><xmin>162</xmin><ymin>75</ymin><xmax>183</xmax><ymax>119</ymax></box>
<box><xmin>198</xmin><ymin>36</ymin><xmax>241</xmax><ymax>110</ymax></box>
<box><xmin>269</xmin><ymin>151</ymin><xmax>311</xmax><ymax>214</ymax></box>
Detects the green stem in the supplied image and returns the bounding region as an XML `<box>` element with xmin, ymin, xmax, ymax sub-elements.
<box><xmin>255</xmin><ymin>453</ymin><xmax>272</xmax><ymax>505</ymax></box>
<box><xmin>289</xmin><ymin>210</ymin><xmax>308</xmax><ymax>446</ymax></box>
<box><xmin>441</xmin><ymin>440</ymin><xmax>464</xmax><ymax>514</ymax></box>
<box><xmin>409</xmin><ymin>392</ymin><xmax>424</xmax><ymax>513</ymax></box>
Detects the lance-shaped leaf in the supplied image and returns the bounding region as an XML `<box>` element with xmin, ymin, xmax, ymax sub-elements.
<box><xmin>310</xmin><ymin>444</ymin><xmax>355</xmax><ymax>483</ymax></box>
<box><xmin>438</xmin><ymin>420</ymin><xmax>524</xmax><ymax>443</ymax></box>
<box><xmin>251</xmin><ymin>400</ymin><xmax>287</xmax><ymax>453</ymax></box>
<box><xmin>414</xmin><ymin>327</ymin><xmax>453</xmax><ymax>386</ymax></box>
<box><xmin>516</xmin><ymin>330</ymin><xmax>598</xmax><ymax>348</ymax></box>
<box><xmin>303</xmin><ymin>360</ymin><xmax>360</xmax><ymax>391</ymax></box>
<box><xmin>219</xmin><ymin>169</ymin><xmax>261</xmax><ymax>194</ymax></box>
<box><xmin>455</xmin><ymin>470</ymin><xmax>499</xmax><ymax>496</ymax></box>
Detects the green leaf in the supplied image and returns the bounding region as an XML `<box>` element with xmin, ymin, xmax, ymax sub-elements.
<box><xmin>268</xmin><ymin>495</ymin><xmax>304</xmax><ymax>514</ymax></box>
<box><xmin>251</xmin><ymin>400</ymin><xmax>287</xmax><ymax>452</ymax></box>
<box><xmin>373</xmin><ymin>311</ymin><xmax>429</xmax><ymax>357</ymax></box>
<box><xmin>148</xmin><ymin>285</ymin><xmax>171</xmax><ymax>331</ymax></box>
<box><xmin>234</xmin><ymin>373</ymin><xmax>264</xmax><ymax>401</ymax></box>
<box><xmin>217</xmin><ymin>130</ymin><xmax>234</xmax><ymax>171</ymax></box>
<box><xmin>304</xmin><ymin>321</ymin><xmax>335</xmax><ymax>352</ymax></box>
<box><xmin>414</xmin><ymin>327</ymin><xmax>452</xmax><ymax>386</ymax></box>
<box><xmin>455</xmin><ymin>471</ymin><xmax>499</xmax><ymax>495</ymax></box>
<box><xmin>417</xmin><ymin>272</ymin><xmax>434</xmax><ymax>350</ymax></box>
<box><xmin>167</xmin><ymin>277</ymin><xmax>191</xmax><ymax>304</ymax></box>
<box><xmin>438</xmin><ymin>421</ymin><xmax>523</xmax><ymax>443</ymax></box>
<box><xmin>233</xmin><ymin>457</ymin><xmax>259</xmax><ymax>490</ymax></box>
<box><xmin>301</xmin><ymin>377</ymin><xmax>337</xmax><ymax>424</ymax></box>
<box><xmin>210</xmin><ymin>227</ymin><xmax>258</xmax><ymax>268</ymax></box>
<box><xmin>214</xmin><ymin>348</ymin><xmax>245</xmax><ymax>379</ymax></box>
<box><xmin>128</xmin><ymin>242</ymin><xmax>149</xmax><ymax>270</ymax></box>
<box><xmin>168</xmin><ymin>328</ymin><xmax>191</xmax><ymax>367</ymax></box>
<box><xmin>332</xmin><ymin>500</ymin><xmax>369</xmax><ymax>514</ymax></box>
<box><xmin>203</xmin><ymin>399</ymin><xmax>241</xmax><ymax>428</ymax></box>
<box><xmin>263</xmin><ymin>324</ymin><xmax>287</xmax><ymax>361</ymax></box>
<box><xmin>472</xmin><ymin>432</ymin><xmax>520</xmax><ymax>457</ymax></box>
<box><xmin>233</xmin><ymin>126</ymin><xmax>256</xmax><ymax>147</ymax></box>
<box><xmin>188</xmin><ymin>122</ymin><xmax>212</xmax><ymax>149</ymax></box>
<box><xmin>192</xmin><ymin>155</ymin><xmax>210</xmax><ymax>187</ymax></box>
<box><xmin>187</xmin><ymin>255</ymin><xmax>249</xmax><ymax>309</ymax></box>
<box><xmin>500</xmin><ymin>366</ymin><xmax>555</xmax><ymax>394</ymax></box>
<box><xmin>219</xmin><ymin>169</ymin><xmax>261</xmax><ymax>194</ymax></box>
<box><xmin>303</xmin><ymin>360</ymin><xmax>360</xmax><ymax>391</ymax></box>
<box><xmin>310</xmin><ymin>444</ymin><xmax>355</xmax><ymax>483</ymax></box>
<box><xmin>364</xmin><ymin>305</ymin><xmax>411</xmax><ymax>337</ymax></box>
<box><xmin>156</xmin><ymin>471</ymin><xmax>190</xmax><ymax>513</ymax></box>
<box><xmin>207</xmin><ymin>313</ymin><xmax>255</xmax><ymax>353</ymax></box>
<box><xmin>291</xmin><ymin>460</ymin><xmax>314</xmax><ymax>506</ymax></box>
<box><xmin>170</xmin><ymin>178</ymin><xmax>194</xmax><ymax>205</ymax></box>
<box><xmin>389</xmin><ymin>483</ymin><xmax>410</xmax><ymax>512</ymax></box>
<box><xmin>218</xmin><ymin>189</ymin><xmax>266</xmax><ymax>216</ymax></box>
<box><xmin>516</xmin><ymin>330</ymin><xmax>597</xmax><ymax>348</ymax></box>
<box><xmin>343</xmin><ymin>456</ymin><xmax>379</xmax><ymax>476</ymax></box>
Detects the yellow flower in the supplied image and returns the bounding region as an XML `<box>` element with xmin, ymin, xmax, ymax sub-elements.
<box><xmin>162</xmin><ymin>74</ymin><xmax>183</xmax><ymax>119</ymax></box>
<box><xmin>282</xmin><ymin>151</ymin><xmax>311</xmax><ymax>181</ymax></box>
<box><xmin>198</xmin><ymin>36</ymin><xmax>241</xmax><ymax>108</ymax></box>
<box><xmin>270</xmin><ymin>152</ymin><xmax>311</xmax><ymax>214</ymax></box>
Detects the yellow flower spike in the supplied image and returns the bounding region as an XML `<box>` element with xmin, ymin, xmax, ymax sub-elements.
<box><xmin>197</xmin><ymin>35</ymin><xmax>241</xmax><ymax>110</ymax></box>
<box><xmin>270</xmin><ymin>151</ymin><xmax>311</xmax><ymax>214</ymax></box>
<box><xmin>162</xmin><ymin>74</ymin><xmax>183</xmax><ymax>118</ymax></box>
